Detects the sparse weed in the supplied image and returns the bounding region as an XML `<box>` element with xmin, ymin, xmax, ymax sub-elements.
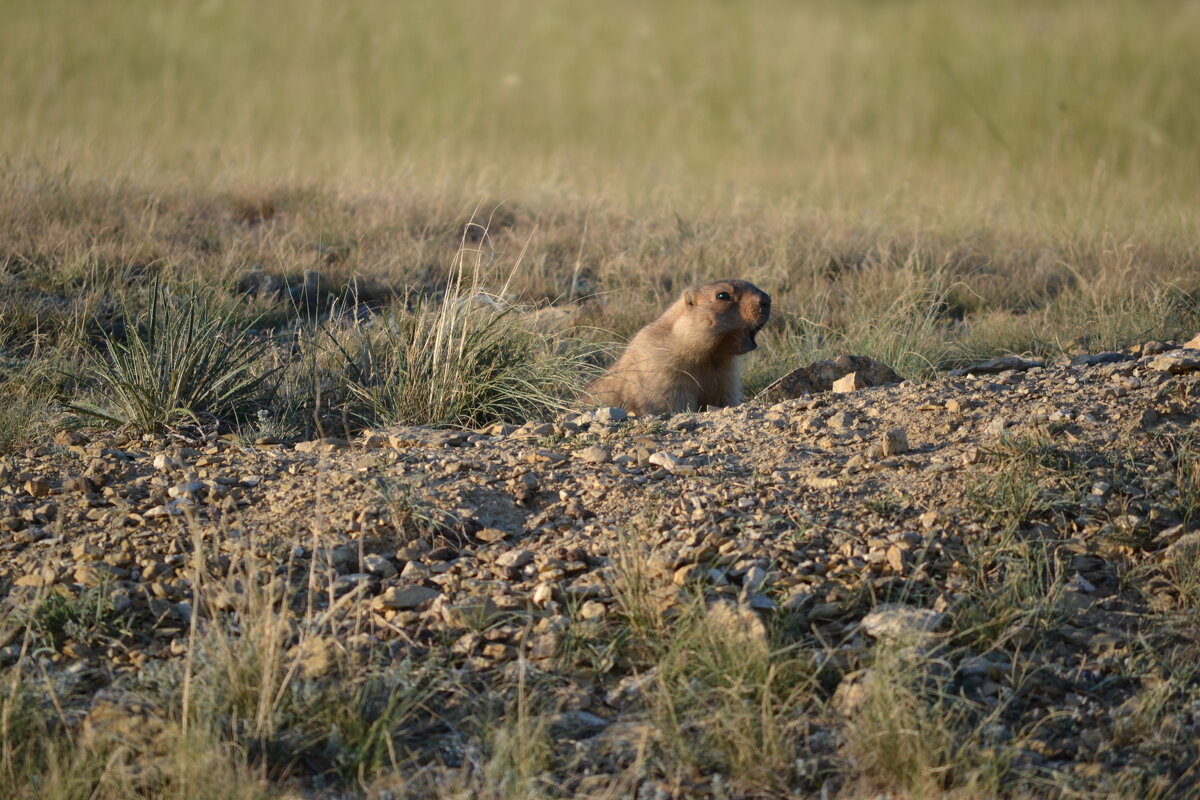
<box><xmin>0</xmin><ymin>340</ymin><xmax>68</xmax><ymax>454</ymax></box>
<box><xmin>474</xmin><ymin>689</ymin><xmax>554</xmax><ymax>800</ymax></box>
<box><xmin>0</xmin><ymin>378</ymin><xmax>57</xmax><ymax>455</ymax></box>
<box><xmin>842</xmin><ymin>643</ymin><xmax>1013</xmax><ymax>798</ymax></box>
<box><xmin>953</xmin><ymin>531</ymin><xmax>1069</xmax><ymax>648</ymax></box>
<box><xmin>1162</xmin><ymin>433</ymin><xmax>1200</xmax><ymax>526</ymax></box>
<box><xmin>608</xmin><ymin>530</ymin><xmax>822</xmax><ymax>792</ymax></box>
<box><xmin>966</xmin><ymin>434</ymin><xmax>1081</xmax><ymax>532</ymax></box>
<box><xmin>647</xmin><ymin>597</ymin><xmax>819</xmax><ymax>790</ymax></box>
<box><xmin>29</xmin><ymin>582</ymin><xmax>129</xmax><ymax>652</ymax></box>
<box><xmin>609</xmin><ymin>529</ymin><xmax>668</xmax><ymax>642</ymax></box>
<box><xmin>370</xmin><ymin>475</ymin><xmax>445</xmax><ymax>545</ymax></box>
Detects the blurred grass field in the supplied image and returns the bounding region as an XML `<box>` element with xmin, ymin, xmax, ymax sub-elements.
<box><xmin>3</xmin><ymin>0</ymin><xmax>1199</xmax><ymax>226</ymax></box>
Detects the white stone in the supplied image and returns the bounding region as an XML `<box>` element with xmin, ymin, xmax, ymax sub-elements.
<box><xmin>861</xmin><ymin>604</ymin><xmax>946</xmax><ymax>644</ymax></box>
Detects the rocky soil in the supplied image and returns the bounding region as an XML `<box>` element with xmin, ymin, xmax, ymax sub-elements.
<box><xmin>4</xmin><ymin>342</ymin><xmax>1200</xmax><ymax>798</ymax></box>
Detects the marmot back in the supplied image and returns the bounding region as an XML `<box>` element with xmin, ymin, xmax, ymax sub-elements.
<box><xmin>589</xmin><ymin>279</ymin><xmax>771</xmax><ymax>415</ymax></box>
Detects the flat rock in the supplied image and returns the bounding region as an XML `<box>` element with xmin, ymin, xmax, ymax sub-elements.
<box><xmin>1071</xmin><ymin>352</ymin><xmax>1132</xmax><ymax>367</ymax></box>
<box><xmin>576</xmin><ymin>445</ymin><xmax>612</xmax><ymax>464</ymax></box>
<box><xmin>362</xmin><ymin>553</ymin><xmax>398</xmax><ymax>579</ymax></box>
<box><xmin>948</xmin><ymin>355</ymin><xmax>1044</xmax><ymax>376</ymax></box>
<box><xmin>1149</xmin><ymin>349</ymin><xmax>1200</xmax><ymax>374</ymax></box>
<box><xmin>1165</xmin><ymin>531</ymin><xmax>1200</xmax><ymax>559</ymax></box>
<box><xmin>475</xmin><ymin>527</ymin><xmax>509</xmax><ymax>543</ymax></box>
<box><xmin>496</xmin><ymin>549</ymin><xmax>533</xmax><ymax>569</ymax></box>
<box><xmin>861</xmin><ymin>604</ymin><xmax>946</xmax><ymax>644</ymax></box>
<box><xmin>549</xmin><ymin>710</ymin><xmax>610</xmax><ymax>740</ymax></box>
<box><xmin>152</xmin><ymin>453</ymin><xmax>181</xmax><ymax>471</ymax></box>
<box><xmin>375</xmin><ymin>584</ymin><xmax>440</xmax><ymax>610</ymax></box>
<box><xmin>591</xmin><ymin>407</ymin><xmax>629</xmax><ymax>424</ymax></box>
<box><xmin>648</xmin><ymin>451</ymin><xmax>687</xmax><ymax>472</ymax></box>
<box><xmin>294</xmin><ymin>437</ymin><xmax>350</xmax><ymax>454</ymax></box>
<box><xmin>386</xmin><ymin>428</ymin><xmax>469</xmax><ymax>448</ymax></box>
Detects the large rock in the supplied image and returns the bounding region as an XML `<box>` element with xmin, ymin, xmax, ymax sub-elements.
<box><xmin>757</xmin><ymin>355</ymin><xmax>902</xmax><ymax>402</ymax></box>
<box><xmin>1149</xmin><ymin>349</ymin><xmax>1200</xmax><ymax>374</ymax></box>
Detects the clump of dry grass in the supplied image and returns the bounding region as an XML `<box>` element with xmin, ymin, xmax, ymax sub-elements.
<box><xmin>321</xmin><ymin>290</ymin><xmax>600</xmax><ymax>431</ymax></box>
<box><xmin>604</xmin><ymin>532</ymin><xmax>826</xmax><ymax>795</ymax></box>
<box><xmin>840</xmin><ymin>642</ymin><xmax>1017</xmax><ymax>799</ymax></box>
<box><xmin>0</xmin><ymin>523</ymin><xmax>446</xmax><ymax>800</ymax></box>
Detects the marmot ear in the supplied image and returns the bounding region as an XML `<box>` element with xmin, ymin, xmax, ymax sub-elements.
<box><xmin>683</xmin><ymin>289</ymin><xmax>697</xmax><ymax>307</ymax></box>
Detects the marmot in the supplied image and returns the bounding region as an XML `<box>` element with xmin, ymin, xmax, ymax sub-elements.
<box><xmin>589</xmin><ymin>279</ymin><xmax>771</xmax><ymax>415</ymax></box>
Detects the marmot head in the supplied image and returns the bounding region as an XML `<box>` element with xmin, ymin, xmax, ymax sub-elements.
<box><xmin>682</xmin><ymin>279</ymin><xmax>771</xmax><ymax>356</ymax></box>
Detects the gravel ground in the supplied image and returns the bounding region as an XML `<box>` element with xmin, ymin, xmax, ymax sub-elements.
<box><xmin>4</xmin><ymin>341</ymin><xmax>1200</xmax><ymax>798</ymax></box>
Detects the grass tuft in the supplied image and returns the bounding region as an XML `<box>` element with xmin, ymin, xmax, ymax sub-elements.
<box><xmin>321</xmin><ymin>255</ymin><xmax>599</xmax><ymax>430</ymax></box>
<box><xmin>842</xmin><ymin>643</ymin><xmax>1013</xmax><ymax>798</ymax></box>
<box><xmin>67</xmin><ymin>281</ymin><xmax>277</xmax><ymax>435</ymax></box>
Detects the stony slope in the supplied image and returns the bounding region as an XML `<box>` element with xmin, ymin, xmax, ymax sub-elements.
<box><xmin>3</xmin><ymin>343</ymin><xmax>1200</xmax><ymax>797</ymax></box>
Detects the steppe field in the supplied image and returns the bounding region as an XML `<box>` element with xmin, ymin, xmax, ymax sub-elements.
<box><xmin>3</xmin><ymin>1</ymin><xmax>1200</xmax><ymax>798</ymax></box>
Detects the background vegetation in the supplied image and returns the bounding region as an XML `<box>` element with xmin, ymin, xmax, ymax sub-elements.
<box><xmin>3</xmin><ymin>0</ymin><xmax>1199</xmax><ymax>447</ymax></box>
<box><xmin>3</xmin><ymin>0</ymin><xmax>1199</xmax><ymax>223</ymax></box>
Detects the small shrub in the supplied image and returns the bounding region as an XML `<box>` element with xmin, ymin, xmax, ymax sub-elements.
<box><xmin>31</xmin><ymin>583</ymin><xmax>129</xmax><ymax>652</ymax></box>
<box><xmin>323</xmin><ymin>287</ymin><xmax>596</xmax><ymax>430</ymax></box>
<box><xmin>371</xmin><ymin>475</ymin><xmax>446</xmax><ymax>544</ymax></box>
<box><xmin>953</xmin><ymin>532</ymin><xmax>1069</xmax><ymax>648</ymax></box>
<box><xmin>68</xmin><ymin>282</ymin><xmax>277</xmax><ymax>434</ymax></box>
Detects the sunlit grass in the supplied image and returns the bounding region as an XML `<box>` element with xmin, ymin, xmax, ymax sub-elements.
<box><xmin>0</xmin><ymin>0</ymin><xmax>1197</xmax><ymax>232</ymax></box>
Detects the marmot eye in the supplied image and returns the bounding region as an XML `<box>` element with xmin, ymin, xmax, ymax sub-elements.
<box><xmin>716</xmin><ymin>291</ymin><xmax>732</xmax><ymax>301</ymax></box>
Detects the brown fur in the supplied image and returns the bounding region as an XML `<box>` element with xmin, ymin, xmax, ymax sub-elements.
<box><xmin>589</xmin><ymin>279</ymin><xmax>771</xmax><ymax>415</ymax></box>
